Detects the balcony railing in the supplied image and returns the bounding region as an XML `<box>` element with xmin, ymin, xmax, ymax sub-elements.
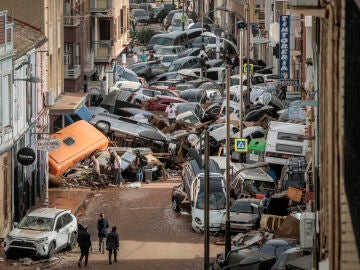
<box><xmin>64</xmin><ymin>16</ymin><xmax>81</xmax><ymax>26</ymax></box>
<box><xmin>91</xmin><ymin>0</ymin><xmax>109</xmax><ymax>13</ymax></box>
<box><xmin>93</xmin><ymin>40</ymin><xmax>112</xmax><ymax>62</ymax></box>
<box><xmin>0</xmin><ymin>11</ymin><xmax>14</xmax><ymax>53</ymax></box>
<box><xmin>64</xmin><ymin>65</ymin><xmax>81</xmax><ymax>79</ymax></box>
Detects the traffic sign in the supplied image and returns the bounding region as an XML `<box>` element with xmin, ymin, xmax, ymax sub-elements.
<box><xmin>234</xmin><ymin>138</ymin><xmax>248</xmax><ymax>152</ymax></box>
<box><xmin>279</xmin><ymin>79</ymin><xmax>301</xmax><ymax>86</ymax></box>
<box><xmin>243</xmin><ymin>64</ymin><xmax>253</xmax><ymax>73</ymax></box>
<box><xmin>37</xmin><ymin>138</ymin><xmax>62</xmax><ymax>151</ymax></box>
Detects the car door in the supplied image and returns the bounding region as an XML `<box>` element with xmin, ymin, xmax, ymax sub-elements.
<box><xmin>54</xmin><ymin>215</ymin><xmax>69</xmax><ymax>249</ymax></box>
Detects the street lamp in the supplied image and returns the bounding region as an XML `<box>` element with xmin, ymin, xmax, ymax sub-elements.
<box><xmin>201</xmin><ymin>31</ymin><xmax>239</xmax><ymax>55</ymax></box>
<box><xmin>224</xmin><ymin>161</ymin><xmax>269</xmax><ymax>263</ymax></box>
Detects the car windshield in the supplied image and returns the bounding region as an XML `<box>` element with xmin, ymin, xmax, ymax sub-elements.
<box><xmin>180</xmin><ymin>113</ymin><xmax>199</xmax><ymax>124</ymax></box>
<box><xmin>156</xmin><ymin>47</ymin><xmax>176</xmax><ymax>55</ymax></box>
<box><xmin>196</xmin><ymin>178</ymin><xmax>226</xmax><ymax>210</ymax></box>
<box><xmin>230</xmin><ymin>201</ymin><xmax>258</xmax><ymax>214</ymax></box>
<box><xmin>151</xmin><ymin>37</ymin><xmax>174</xmax><ymax>46</ymax></box>
<box><xmin>168</xmin><ymin>63</ymin><xmax>181</xmax><ymax>72</ymax></box>
<box><xmin>134</xmin><ymin>10</ymin><xmax>147</xmax><ymax>16</ymax></box>
<box><xmin>18</xmin><ymin>216</ymin><xmax>54</xmax><ymax>231</ymax></box>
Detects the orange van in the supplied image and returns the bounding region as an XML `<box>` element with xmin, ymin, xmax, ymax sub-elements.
<box><xmin>48</xmin><ymin>120</ymin><xmax>109</xmax><ymax>176</ymax></box>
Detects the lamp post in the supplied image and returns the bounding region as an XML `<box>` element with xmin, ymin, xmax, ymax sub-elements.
<box><xmin>237</xmin><ymin>20</ymin><xmax>247</xmax><ymax>139</ymax></box>
<box><xmin>224</xmin><ymin>64</ymin><xmax>232</xmax><ymax>260</ymax></box>
<box><xmin>201</xmin><ymin>32</ymin><xmax>239</xmax><ymax>55</ymax></box>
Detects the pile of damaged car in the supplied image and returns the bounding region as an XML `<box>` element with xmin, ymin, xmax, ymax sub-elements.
<box><xmin>43</xmin><ymin>38</ymin><xmax>314</xmax><ymax>270</ymax></box>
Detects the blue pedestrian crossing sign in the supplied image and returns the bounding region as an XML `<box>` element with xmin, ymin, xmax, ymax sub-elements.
<box><xmin>234</xmin><ymin>138</ymin><xmax>248</xmax><ymax>152</ymax></box>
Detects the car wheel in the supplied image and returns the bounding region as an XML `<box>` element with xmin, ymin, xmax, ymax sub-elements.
<box><xmin>134</xmin><ymin>99</ymin><xmax>142</xmax><ymax>105</ymax></box>
<box><xmin>95</xmin><ymin>121</ymin><xmax>110</xmax><ymax>133</ymax></box>
<box><xmin>67</xmin><ymin>232</ymin><xmax>77</xmax><ymax>251</ymax></box>
<box><xmin>47</xmin><ymin>242</ymin><xmax>55</xmax><ymax>259</ymax></box>
<box><xmin>172</xmin><ymin>198</ymin><xmax>180</xmax><ymax>212</ymax></box>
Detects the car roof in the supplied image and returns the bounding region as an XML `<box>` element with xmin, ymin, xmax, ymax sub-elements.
<box><xmin>171</xmin><ymin>56</ymin><xmax>199</xmax><ymax>64</ymax></box>
<box><xmin>234</xmin><ymin>198</ymin><xmax>261</xmax><ymax>203</ymax></box>
<box><xmin>132</xmin><ymin>8</ymin><xmax>147</xmax><ymax>12</ymax></box>
<box><xmin>152</xmin><ymin>95</ymin><xmax>186</xmax><ymax>102</ymax></box>
<box><xmin>152</xmin><ymin>30</ymin><xmax>186</xmax><ymax>38</ymax></box>
<box><xmin>27</xmin><ymin>208</ymin><xmax>70</xmax><ymax>218</ymax></box>
<box><xmin>263</xmin><ymin>238</ymin><xmax>300</xmax><ymax>245</ymax></box>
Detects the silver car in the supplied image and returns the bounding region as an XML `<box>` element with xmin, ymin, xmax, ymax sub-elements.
<box><xmin>220</xmin><ymin>198</ymin><xmax>261</xmax><ymax>232</ymax></box>
<box><xmin>89</xmin><ymin>112</ymin><xmax>168</xmax><ymax>143</ymax></box>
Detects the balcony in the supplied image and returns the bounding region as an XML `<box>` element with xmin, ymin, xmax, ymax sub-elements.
<box><xmin>93</xmin><ymin>40</ymin><xmax>112</xmax><ymax>62</ymax></box>
<box><xmin>91</xmin><ymin>0</ymin><xmax>111</xmax><ymax>13</ymax></box>
<box><xmin>64</xmin><ymin>65</ymin><xmax>81</xmax><ymax>79</ymax></box>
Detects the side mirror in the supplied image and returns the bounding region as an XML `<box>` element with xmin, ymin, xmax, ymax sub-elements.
<box><xmin>13</xmin><ymin>222</ymin><xmax>18</xmax><ymax>228</ymax></box>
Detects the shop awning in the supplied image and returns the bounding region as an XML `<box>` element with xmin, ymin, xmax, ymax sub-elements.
<box><xmin>49</xmin><ymin>92</ymin><xmax>88</xmax><ymax>115</ymax></box>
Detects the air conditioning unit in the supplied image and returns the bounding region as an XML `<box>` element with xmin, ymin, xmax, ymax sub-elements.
<box><xmin>299</xmin><ymin>212</ymin><xmax>315</xmax><ymax>249</ymax></box>
<box><xmin>44</xmin><ymin>91</ymin><xmax>55</xmax><ymax>106</ymax></box>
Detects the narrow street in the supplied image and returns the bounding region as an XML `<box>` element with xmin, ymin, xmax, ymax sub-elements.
<box><xmin>51</xmin><ymin>181</ymin><xmax>224</xmax><ymax>270</ymax></box>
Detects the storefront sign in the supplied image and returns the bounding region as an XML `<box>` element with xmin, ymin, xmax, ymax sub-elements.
<box><xmin>279</xmin><ymin>15</ymin><xmax>290</xmax><ymax>79</ymax></box>
<box><xmin>37</xmin><ymin>138</ymin><xmax>62</xmax><ymax>151</ymax></box>
<box><xmin>17</xmin><ymin>147</ymin><xmax>36</xmax><ymax>166</ymax></box>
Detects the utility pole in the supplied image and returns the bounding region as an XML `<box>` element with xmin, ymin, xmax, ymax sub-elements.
<box><xmin>245</xmin><ymin>0</ymin><xmax>251</xmax><ymax>109</ymax></box>
<box><xmin>204</xmin><ymin>127</ymin><xmax>210</xmax><ymax>270</ymax></box>
<box><xmin>224</xmin><ymin>65</ymin><xmax>231</xmax><ymax>260</ymax></box>
<box><xmin>182</xmin><ymin>0</ymin><xmax>185</xmax><ymax>31</ymax></box>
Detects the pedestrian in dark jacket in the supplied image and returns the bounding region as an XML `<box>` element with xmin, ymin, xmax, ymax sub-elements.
<box><xmin>97</xmin><ymin>213</ymin><xmax>109</xmax><ymax>253</ymax></box>
<box><xmin>106</xmin><ymin>226</ymin><xmax>120</xmax><ymax>264</ymax></box>
<box><xmin>77</xmin><ymin>226</ymin><xmax>92</xmax><ymax>268</ymax></box>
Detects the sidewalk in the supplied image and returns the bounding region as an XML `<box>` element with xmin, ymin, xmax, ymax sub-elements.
<box><xmin>49</xmin><ymin>188</ymin><xmax>91</xmax><ymax>216</ymax></box>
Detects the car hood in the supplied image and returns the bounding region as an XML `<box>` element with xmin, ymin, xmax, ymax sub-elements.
<box><xmin>229</xmin><ymin>213</ymin><xmax>258</xmax><ymax>223</ymax></box>
<box><xmin>8</xmin><ymin>228</ymin><xmax>52</xmax><ymax>239</ymax></box>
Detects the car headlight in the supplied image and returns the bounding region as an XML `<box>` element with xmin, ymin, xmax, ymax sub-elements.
<box><xmin>194</xmin><ymin>217</ymin><xmax>202</xmax><ymax>225</ymax></box>
<box><xmin>34</xmin><ymin>237</ymin><xmax>49</xmax><ymax>244</ymax></box>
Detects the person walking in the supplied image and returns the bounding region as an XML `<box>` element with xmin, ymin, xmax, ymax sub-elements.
<box><xmin>165</xmin><ymin>102</ymin><xmax>177</xmax><ymax>126</ymax></box>
<box><xmin>140</xmin><ymin>50</ymin><xmax>147</xmax><ymax>62</ymax></box>
<box><xmin>97</xmin><ymin>213</ymin><xmax>109</xmax><ymax>254</ymax></box>
<box><xmin>135</xmin><ymin>149</ymin><xmax>147</xmax><ymax>182</ymax></box>
<box><xmin>77</xmin><ymin>225</ymin><xmax>92</xmax><ymax>268</ymax></box>
<box><xmin>132</xmin><ymin>52</ymin><xmax>139</xmax><ymax>64</ymax></box>
<box><xmin>106</xmin><ymin>226</ymin><xmax>120</xmax><ymax>265</ymax></box>
<box><xmin>113</xmin><ymin>152</ymin><xmax>123</xmax><ymax>186</ymax></box>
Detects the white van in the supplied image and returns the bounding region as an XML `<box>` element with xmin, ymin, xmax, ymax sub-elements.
<box><xmin>264</xmin><ymin>121</ymin><xmax>310</xmax><ymax>165</ymax></box>
<box><xmin>171</xmin><ymin>159</ymin><xmax>226</xmax><ymax>232</ymax></box>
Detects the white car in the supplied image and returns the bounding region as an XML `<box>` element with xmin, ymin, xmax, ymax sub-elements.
<box><xmin>4</xmin><ymin>208</ymin><xmax>78</xmax><ymax>258</ymax></box>
<box><xmin>109</xmin><ymin>81</ymin><xmax>142</xmax><ymax>93</ymax></box>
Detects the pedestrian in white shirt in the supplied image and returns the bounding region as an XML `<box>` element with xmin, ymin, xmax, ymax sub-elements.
<box><xmin>165</xmin><ymin>103</ymin><xmax>177</xmax><ymax>125</ymax></box>
<box><xmin>112</xmin><ymin>152</ymin><xmax>123</xmax><ymax>187</ymax></box>
<box><xmin>132</xmin><ymin>52</ymin><xmax>139</xmax><ymax>64</ymax></box>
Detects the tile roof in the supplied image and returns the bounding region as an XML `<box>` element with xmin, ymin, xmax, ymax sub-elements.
<box><xmin>13</xmin><ymin>19</ymin><xmax>47</xmax><ymax>59</ymax></box>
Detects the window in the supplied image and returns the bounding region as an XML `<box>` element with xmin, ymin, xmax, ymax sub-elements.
<box><xmin>277</xmin><ymin>132</ymin><xmax>303</xmax><ymax>142</ymax></box>
<box><xmin>1</xmin><ymin>74</ymin><xmax>11</xmax><ymax>127</ymax></box>
<box><xmin>55</xmin><ymin>216</ymin><xmax>65</xmax><ymax>230</ymax></box>
<box><xmin>276</xmin><ymin>144</ymin><xmax>302</xmax><ymax>154</ymax></box>
<box><xmin>62</xmin><ymin>213</ymin><xmax>73</xmax><ymax>226</ymax></box>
